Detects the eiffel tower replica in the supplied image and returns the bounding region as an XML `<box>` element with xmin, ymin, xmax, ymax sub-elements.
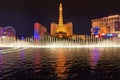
<box><xmin>55</xmin><ymin>3</ymin><xmax>67</xmax><ymax>38</ymax></box>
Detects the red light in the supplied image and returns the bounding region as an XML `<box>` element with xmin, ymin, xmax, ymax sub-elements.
<box><xmin>100</xmin><ymin>33</ymin><xmax>105</xmax><ymax>37</ymax></box>
<box><xmin>95</xmin><ymin>35</ymin><xmax>99</xmax><ymax>38</ymax></box>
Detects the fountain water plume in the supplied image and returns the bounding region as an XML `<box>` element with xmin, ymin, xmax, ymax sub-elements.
<box><xmin>0</xmin><ymin>36</ymin><xmax>120</xmax><ymax>48</ymax></box>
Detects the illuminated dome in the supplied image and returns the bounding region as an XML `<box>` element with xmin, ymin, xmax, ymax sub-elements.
<box><xmin>5</xmin><ymin>26</ymin><xmax>16</xmax><ymax>35</ymax></box>
<box><xmin>0</xmin><ymin>26</ymin><xmax>16</xmax><ymax>37</ymax></box>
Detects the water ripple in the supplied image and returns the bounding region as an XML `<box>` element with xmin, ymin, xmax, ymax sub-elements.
<box><xmin>0</xmin><ymin>48</ymin><xmax>120</xmax><ymax>80</ymax></box>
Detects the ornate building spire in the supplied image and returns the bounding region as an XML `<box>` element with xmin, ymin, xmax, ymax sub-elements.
<box><xmin>56</xmin><ymin>2</ymin><xmax>66</xmax><ymax>35</ymax></box>
<box><xmin>58</xmin><ymin>3</ymin><xmax>63</xmax><ymax>26</ymax></box>
<box><xmin>50</xmin><ymin>2</ymin><xmax>73</xmax><ymax>38</ymax></box>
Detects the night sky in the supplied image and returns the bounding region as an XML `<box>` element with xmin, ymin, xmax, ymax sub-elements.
<box><xmin>0</xmin><ymin>0</ymin><xmax>120</xmax><ymax>37</ymax></box>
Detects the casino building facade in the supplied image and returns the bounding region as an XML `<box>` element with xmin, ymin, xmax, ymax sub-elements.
<box><xmin>91</xmin><ymin>15</ymin><xmax>120</xmax><ymax>37</ymax></box>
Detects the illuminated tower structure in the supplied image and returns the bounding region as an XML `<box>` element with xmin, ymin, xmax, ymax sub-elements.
<box><xmin>57</xmin><ymin>3</ymin><xmax>66</xmax><ymax>33</ymax></box>
<box><xmin>34</xmin><ymin>23</ymin><xmax>40</xmax><ymax>40</ymax></box>
<box><xmin>50</xmin><ymin>2</ymin><xmax>73</xmax><ymax>38</ymax></box>
<box><xmin>34</xmin><ymin>22</ymin><xmax>47</xmax><ymax>40</ymax></box>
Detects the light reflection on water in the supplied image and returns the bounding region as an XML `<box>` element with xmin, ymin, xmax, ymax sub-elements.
<box><xmin>0</xmin><ymin>54</ymin><xmax>4</xmax><ymax>80</ymax></box>
<box><xmin>33</xmin><ymin>50</ymin><xmax>41</xmax><ymax>73</ymax></box>
<box><xmin>55</xmin><ymin>49</ymin><xmax>67</xmax><ymax>79</ymax></box>
<box><xmin>0</xmin><ymin>48</ymin><xmax>120</xmax><ymax>80</ymax></box>
<box><xmin>90</xmin><ymin>48</ymin><xmax>101</xmax><ymax>73</ymax></box>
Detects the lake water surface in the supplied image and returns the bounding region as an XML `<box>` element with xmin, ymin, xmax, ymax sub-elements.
<box><xmin>0</xmin><ymin>48</ymin><xmax>120</xmax><ymax>80</ymax></box>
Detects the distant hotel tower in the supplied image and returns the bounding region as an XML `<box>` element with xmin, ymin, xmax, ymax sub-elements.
<box><xmin>50</xmin><ymin>3</ymin><xmax>73</xmax><ymax>38</ymax></box>
<box><xmin>91</xmin><ymin>15</ymin><xmax>120</xmax><ymax>36</ymax></box>
<box><xmin>34</xmin><ymin>22</ymin><xmax>47</xmax><ymax>40</ymax></box>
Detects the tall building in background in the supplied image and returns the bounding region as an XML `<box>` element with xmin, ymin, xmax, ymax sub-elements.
<box><xmin>34</xmin><ymin>22</ymin><xmax>47</xmax><ymax>40</ymax></box>
<box><xmin>91</xmin><ymin>15</ymin><xmax>120</xmax><ymax>36</ymax></box>
<box><xmin>64</xmin><ymin>22</ymin><xmax>73</xmax><ymax>36</ymax></box>
<box><xmin>51</xmin><ymin>23</ymin><xmax>58</xmax><ymax>35</ymax></box>
<box><xmin>50</xmin><ymin>3</ymin><xmax>73</xmax><ymax>38</ymax></box>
